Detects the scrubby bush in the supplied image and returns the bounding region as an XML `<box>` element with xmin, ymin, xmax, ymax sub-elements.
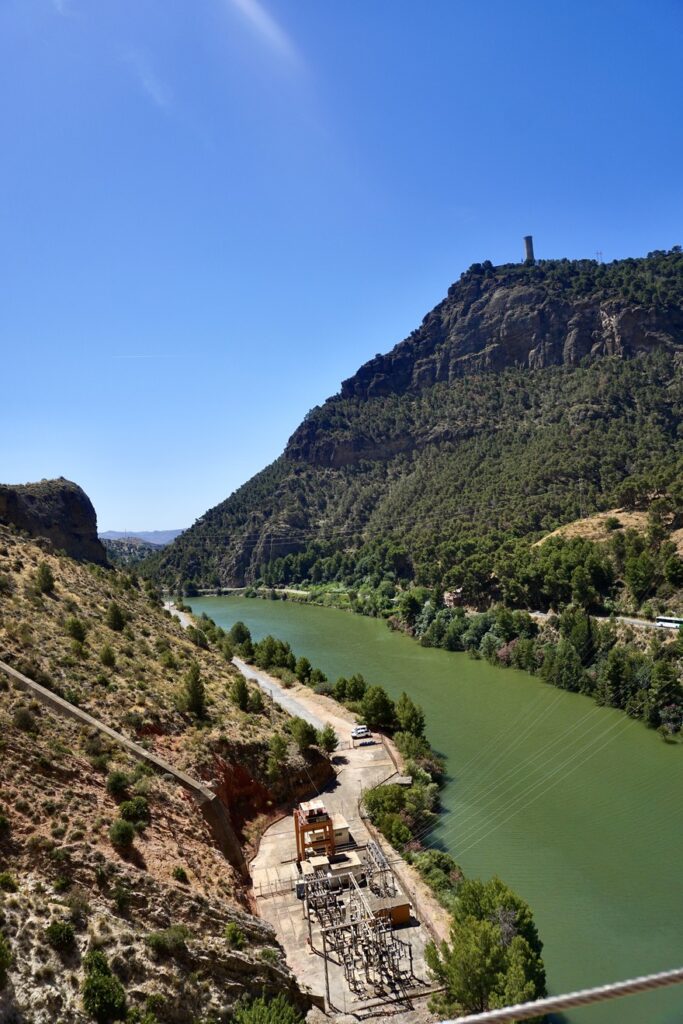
<box><xmin>119</xmin><ymin>796</ymin><xmax>150</xmax><ymax>828</ymax></box>
<box><xmin>46</xmin><ymin>919</ymin><xmax>76</xmax><ymax>951</ymax></box>
<box><xmin>233</xmin><ymin>994</ymin><xmax>304</xmax><ymax>1024</ymax></box>
<box><xmin>0</xmin><ymin>872</ymin><xmax>18</xmax><ymax>892</ymax></box>
<box><xmin>172</xmin><ymin>866</ymin><xmax>188</xmax><ymax>883</ymax></box>
<box><xmin>82</xmin><ymin>949</ymin><xmax>126</xmax><ymax>1022</ymax></box>
<box><xmin>35</xmin><ymin>561</ymin><xmax>55</xmax><ymax>594</ymax></box>
<box><xmin>109</xmin><ymin>818</ymin><xmax>135</xmax><ymax>851</ymax></box>
<box><xmin>13</xmin><ymin>706</ymin><xmax>37</xmax><ymax>732</ymax></box>
<box><xmin>100</xmin><ymin>644</ymin><xmax>116</xmax><ymax>668</ymax></box>
<box><xmin>106</xmin><ymin>770</ymin><xmax>129</xmax><ymax>799</ymax></box>
<box><xmin>224</xmin><ymin>922</ymin><xmax>246</xmax><ymax>949</ymax></box>
<box><xmin>0</xmin><ymin>932</ymin><xmax>12</xmax><ymax>989</ymax></box>
<box><xmin>145</xmin><ymin>925</ymin><xmax>190</xmax><ymax>957</ymax></box>
<box><xmin>66</xmin><ymin>616</ymin><xmax>87</xmax><ymax>643</ymax></box>
<box><xmin>106</xmin><ymin>602</ymin><xmax>125</xmax><ymax>632</ymax></box>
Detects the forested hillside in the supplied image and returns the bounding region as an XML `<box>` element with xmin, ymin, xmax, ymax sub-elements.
<box><xmin>149</xmin><ymin>249</ymin><xmax>683</xmax><ymax>615</ymax></box>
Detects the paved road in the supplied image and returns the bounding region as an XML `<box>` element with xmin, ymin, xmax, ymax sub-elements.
<box><xmin>233</xmin><ymin>658</ymin><xmax>328</xmax><ymax>731</ymax></box>
<box><xmin>530</xmin><ymin>610</ymin><xmax>665</xmax><ymax>631</ymax></box>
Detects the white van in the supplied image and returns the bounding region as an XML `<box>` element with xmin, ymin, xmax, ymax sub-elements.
<box><xmin>351</xmin><ymin>725</ymin><xmax>370</xmax><ymax>739</ymax></box>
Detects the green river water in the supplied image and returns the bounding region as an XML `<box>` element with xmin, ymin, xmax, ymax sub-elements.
<box><xmin>188</xmin><ymin>596</ymin><xmax>683</xmax><ymax>1023</ymax></box>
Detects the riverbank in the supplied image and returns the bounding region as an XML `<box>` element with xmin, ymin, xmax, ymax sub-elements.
<box><xmin>184</xmin><ymin>594</ymin><xmax>683</xmax><ymax>1024</ymax></box>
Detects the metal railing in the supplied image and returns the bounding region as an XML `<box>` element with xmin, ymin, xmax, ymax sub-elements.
<box><xmin>443</xmin><ymin>966</ymin><xmax>683</xmax><ymax>1023</ymax></box>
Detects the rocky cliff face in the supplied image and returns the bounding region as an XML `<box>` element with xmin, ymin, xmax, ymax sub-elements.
<box><xmin>0</xmin><ymin>477</ymin><xmax>108</xmax><ymax>565</ymax></box>
<box><xmin>336</xmin><ymin>265</ymin><xmax>683</xmax><ymax>403</ymax></box>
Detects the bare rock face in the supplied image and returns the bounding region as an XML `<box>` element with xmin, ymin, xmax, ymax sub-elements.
<box><xmin>337</xmin><ymin>278</ymin><xmax>683</xmax><ymax>403</ymax></box>
<box><xmin>0</xmin><ymin>477</ymin><xmax>108</xmax><ymax>565</ymax></box>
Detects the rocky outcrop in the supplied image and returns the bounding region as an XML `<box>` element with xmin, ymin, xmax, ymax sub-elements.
<box><xmin>0</xmin><ymin>477</ymin><xmax>108</xmax><ymax>565</ymax></box>
<box><xmin>337</xmin><ymin>275</ymin><xmax>683</xmax><ymax>402</ymax></box>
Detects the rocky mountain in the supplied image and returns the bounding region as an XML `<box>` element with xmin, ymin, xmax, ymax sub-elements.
<box><xmin>148</xmin><ymin>248</ymin><xmax>683</xmax><ymax>595</ymax></box>
<box><xmin>0</xmin><ymin>479</ymin><xmax>107</xmax><ymax>566</ymax></box>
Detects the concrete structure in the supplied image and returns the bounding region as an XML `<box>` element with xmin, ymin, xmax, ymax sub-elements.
<box><xmin>367</xmin><ymin>893</ymin><xmax>412</xmax><ymax>928</ymax></box>
<box><xmin>300</xmin><ymin>850</ymin><xmax>365</xmax><ymax>884</ymax></box>
<box><xmin>524</xmin><ymin>234</ymin><xmax>535</xmax><ymax>264</ymax></box>
<box><xmin>294</xmin><ymin>799</ymin><xmax>336</xmax><ymax>863</ymax></box>
<box><xmin>331</xmin><ymin>812</ymin><xmax>350</xmax><ymax>847</ymax></box>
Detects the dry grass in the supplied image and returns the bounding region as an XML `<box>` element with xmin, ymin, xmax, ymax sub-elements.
<box><xmin>534</xmin><ymin>507</ymin><xmax>651</xmax><ymax>546</ymax></box>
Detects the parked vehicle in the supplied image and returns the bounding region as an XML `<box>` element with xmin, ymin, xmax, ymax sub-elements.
<box><xmin>351</xmin><ymin>725</ymin><xmax>370</xmax><ymax>739</ymax></box>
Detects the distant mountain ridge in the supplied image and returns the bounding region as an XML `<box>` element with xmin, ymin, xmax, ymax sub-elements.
<box><xmin>100</xmin><ymin>529</ymin><xmax>184</xmax><ymax>545</ymax></box>
<box><xmin>147</xmin><ymin>248</ymin><xmax>683</xmax><ymax>593</ymax></box>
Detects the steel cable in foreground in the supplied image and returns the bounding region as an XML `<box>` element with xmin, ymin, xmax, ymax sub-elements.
<box><xmin>443</xmin><ymin>966</ymin><xmax>683</xmax><ymax>1023</ymax></box>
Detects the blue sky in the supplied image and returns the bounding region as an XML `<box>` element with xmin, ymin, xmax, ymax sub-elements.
<box><xmin>2</xmin><ymin>0</ymin><xmax>682</xmax><ymax>530</ymax></box>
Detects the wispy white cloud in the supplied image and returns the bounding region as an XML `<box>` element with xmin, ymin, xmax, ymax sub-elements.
<box><xmin>125</xmin><ymin>51</ymin><xmax>170</xmax><ymax>111</ymax></box>
<box><xmin>223</xmin><ymin>0</ymin><xmax>301</xmax><ymax>67</ymax></box>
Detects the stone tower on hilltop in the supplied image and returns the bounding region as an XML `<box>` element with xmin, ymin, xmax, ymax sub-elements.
<box><xmin>524</xmin><ymin>235</ymin><xmax>535</xmax><ymax>264</ymax></box>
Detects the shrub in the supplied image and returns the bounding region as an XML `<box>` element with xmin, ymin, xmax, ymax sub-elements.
<box><xmin>82</xmin><ymin>949</ymin><xmax>126</xmax><ymax>1022</ymax></box>
<box><xmin>172</xmin><ymin>866</ymin><xmax>188</xmax><ymax>884</ymax></box>
<box><xmin>109</xmin><ymin>818</ymin><xmax>135</xmax><ymax>851</ymax></box>
<box><xmin>100</xmin><ymin>645</ymin><xmax>116</xmax><ymax>668</ymax></box>
<box><xmin>106</xmin><ymin>771</ymin><xmax>129</xmax><ymax>799</ymax></box>
<box><xmin>224</xmin><ymin>922</ymin><xmax>246</xmax><ymax>949</ymax></box>
<box><xmin>0</xmin><ymin>872</ymin><xmax>18</xmax><ymax>893</ymax></box>
<box><xmin>145</xmin><ymin>925</ymin><xmax>190</xmax><ymax>957</ymax></box>
<box><xmin>46</xmin><ymin>919</ymin><xmax>76</xmax><ymax>951</ymax></box>
<box><xmin>13</xmin><ymin>706</ymin><xmax>37</xmax><ymax>732</ymax></box>
<box><xmin>233</xmin><ymin>994</ymin><xmax>304</xmax><ymax>1024</ymax></box>
<box><xmin>106</xmin><ymin>602</ymin><xmax>125</xmax><ymax>632</ymax></box>
<box><xmin>259</xmin><ymin>946</ymin><xmax>279</xmax><ymax>964</ymax></box>
<box><xmin>66</xmin><ymin>616</ymin><xmax>87</xmax><ymax>643</ymax></box>
<box><xmin>0</xmin><ymin>932</ymin><xmax>12</xmax><ymax>989</ymax></box>
<box><xmin>35</xmin><ymin>562</ymin><xmax>55</xmax><ymax>594</ymax></box>
<box><xmin>0</xmin><ymin>812</ymin><xmax>9</xmax><ymax>840</ymax></box>
<box><xmin>119</xmin><ymin>796</ymin><xmax>150</xmax><ymax>828</ymax></box>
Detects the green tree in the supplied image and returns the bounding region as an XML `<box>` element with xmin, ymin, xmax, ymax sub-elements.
<box><xmin>295</xmin><ymin>656</ymin><xmax>312</xmax><ymax>683</ymax></box>
<box><xmin>395</xmin><ymin>692</ymin><xmax>426</xmax><ymax>737</ymax></box>
<box><xmin>267</xmin><ymin>734</ymin><xmax>288</xmax><ymax>780</ymax></box>
<box><xmin>360</xmin><ymin>685</ymin><xmax>396</xmax><ymax>731</ymax></box>
<box><xmin>184</xmin><ymin>662</ymin><xmax>206</xmax><ymax>718</ymax></box>
<box><xmin>290</xmin><ymin>717</ymin><xmax>317</xmax><ymax>753</ymax></box>
<box><xmin>625</xmin><ymin>552</ymin><xmax>656</xmax><ymax>604</ymax></box>
<box><xmin>231</xmin><ymin>674</ymin><xmax>250</xmax><ymax>711</ymax></box>
<box><xmin>426</xmin><ymin>916</ymin><xmax>506</xmax><ymax>1015</ymax></box>
<box><xmin>106</xmin><ymin>602</ymin><xmax>125</xmax><ymax>632</ymax></box>
<box><xmin>317</xmin><ymin>723</ymin><xmax>338</xmax><ymax>753</ymax></box>
<box><xmin>35</xmin><ymin>561</ymin><xmax>55</xmax><ymax>594</ymax></box>
<box><xmin>229</xmin><ymin>621</ymin><xmax>251</xmax><ymax>645</ymax></box>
